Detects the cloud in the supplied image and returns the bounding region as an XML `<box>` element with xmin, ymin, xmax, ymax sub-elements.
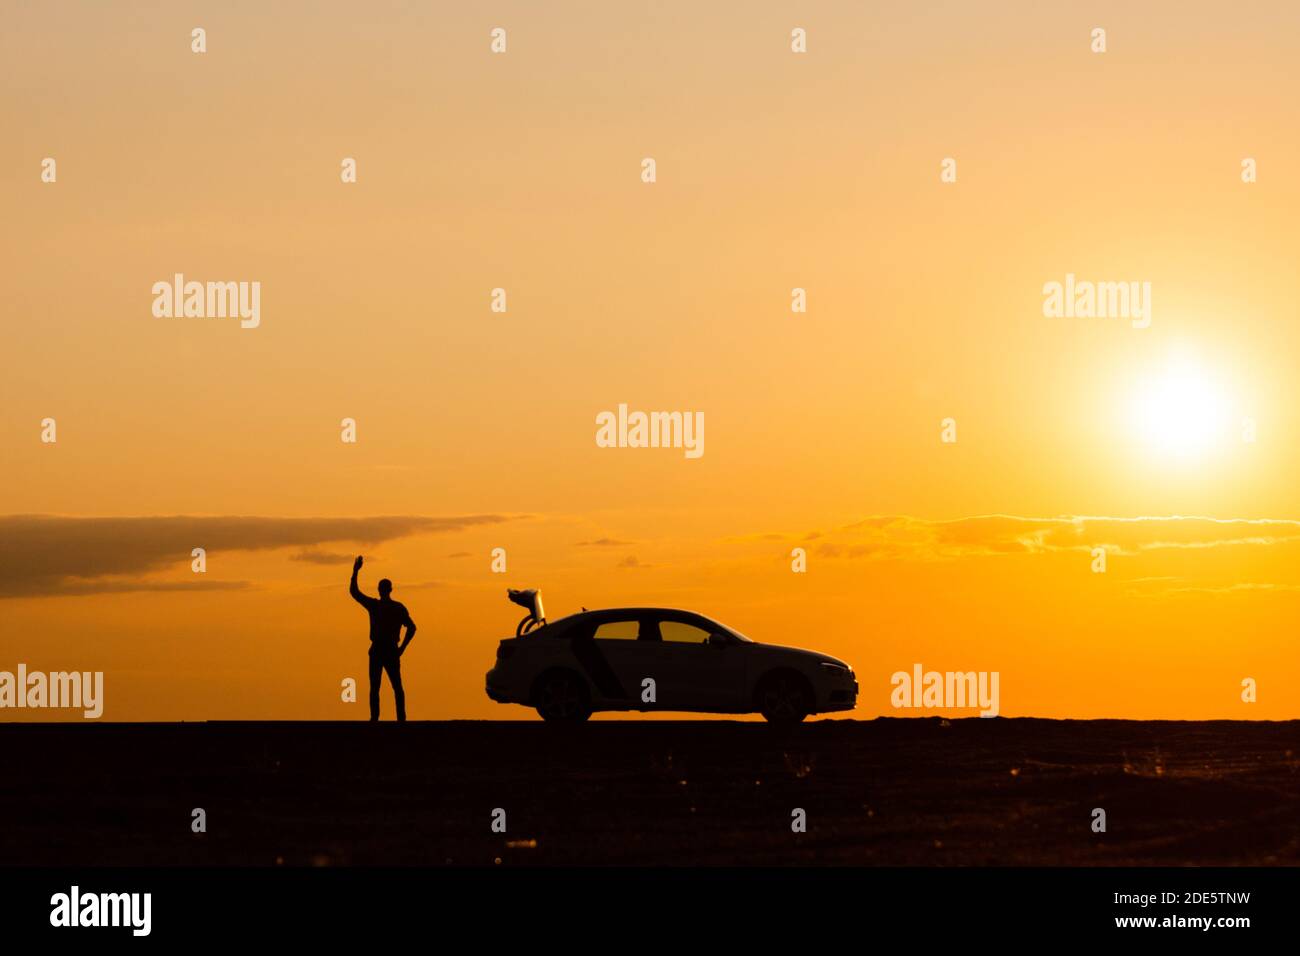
<box><xmin>446</xmin><ymin>551</ymin><xmax>473</xmax><ymax>559</ymax></box>
<box><xmin>0</xmin><ymin>514</ymin><xmax>514</xmax><ymax>598</ymax></box>
<box><xmin>1125</xmin><ymin>579</ymin><xmax>1300</xmax><ymax>598</ymax></box>
<box><xmin>1164</xmin><ymin>583</ymin><xmax>1300</xmax><ymax>594</ymax></box>
<box><xmin>289</xmin><ymin>549</ymin><xmax>355</xmax><ymax>565</ymax></box>
<box><xmin>33</xmin><ymin>580</ymin><xmax>253</xmax><ymax>597</ymax></box>
<box><xmin>760</xmin><ymin>515</ymin><xmax>1300</xmax><ymax>563</ymax></box>
<box><xmin>616</xmin><ymin>555</ymin><xmax>649</xmax><ymax>569</ymax></box>
<box><xmin>577</xmin><ymin>538</ymin><xmax>633</xmax><ymax>547</ymax></box>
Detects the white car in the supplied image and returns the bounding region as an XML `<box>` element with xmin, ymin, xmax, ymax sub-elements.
<box><xmin>485</xmin><ymin>591</ymin><xmax>858</xmax><ymax>724</ymax></box>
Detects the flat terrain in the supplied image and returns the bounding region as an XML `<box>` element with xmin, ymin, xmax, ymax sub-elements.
<box><xmin>2</xmin><ymin>719</ymin><xmax>1297</xmax><ymax>865</ymax></box>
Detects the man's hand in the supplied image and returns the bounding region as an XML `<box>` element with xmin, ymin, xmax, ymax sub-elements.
<box><xmin>353</xmin><ymin>555</ymin><xmax>363</xmax><ymax>572</ymax></box>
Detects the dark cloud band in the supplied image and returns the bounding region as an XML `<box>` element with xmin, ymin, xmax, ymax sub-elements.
<box><xmin>0</xmin><ymin>514</ymin><xmax>514</xmax><ymax>598</ymax></box>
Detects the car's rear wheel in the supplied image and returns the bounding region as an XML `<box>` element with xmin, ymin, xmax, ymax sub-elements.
<box><xmin>534</xmin><ymin>671</ymin><xmax>592</xmax><ymax>722</ymax></box>
<box><xmin>756</xmin><ymin>671</ymin><xmax>813</xmax><ymax>725</ymax></box>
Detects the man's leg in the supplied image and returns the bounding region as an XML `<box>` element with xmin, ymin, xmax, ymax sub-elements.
<box><xmin>384</xmin><ymin>654</ymin><xmax>406</xmax><ymax>722</ymax></box>
<box><xmin>368</xmin><ymin>652</ymin><xmax>383</xmax><ymax>721</ymax></box>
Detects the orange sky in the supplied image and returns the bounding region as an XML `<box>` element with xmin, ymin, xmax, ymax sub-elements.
<box><xmin>3</xmin><ymin>1</ymin><xmax>1298</xmax><ymax>721</ymax></box>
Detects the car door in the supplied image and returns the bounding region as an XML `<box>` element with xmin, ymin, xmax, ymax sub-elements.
<box><xmin>580</xmin><ymin>615</ymin><xmax>651</xmax><ymax>708</ymax></box>
<box><xmin>649</xmin><ymin>613</ymin><xmax>748</xmax><ymax>712</ymax></box>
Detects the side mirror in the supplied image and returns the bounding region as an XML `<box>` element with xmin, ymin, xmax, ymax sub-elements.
<box><xmin>708</xmin><ymin>632</ymin><xmax>730</xmax><ymax>648</ymax></box>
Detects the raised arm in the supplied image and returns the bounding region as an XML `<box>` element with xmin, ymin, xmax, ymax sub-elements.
<box><xmin>350</xmin><ymin>555</ymin><xmax>370</xmax><ymax>605</ymax></box>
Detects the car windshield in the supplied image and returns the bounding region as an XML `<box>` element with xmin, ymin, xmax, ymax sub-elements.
<box><xmin>718</xmin><ymin>622</ymin><xmax>754</xmax><ymax>643</ymax></box>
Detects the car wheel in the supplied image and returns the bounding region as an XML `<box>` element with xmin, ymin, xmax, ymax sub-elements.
<box><xmin>534</xmin><ymin>671</ymin><xmax>592</xmax><ymax>722</ymax></box>
<box><xmin>756</xmin><ymin>671</ymin><xmax>812</xmax><ymax>725</ymax></box>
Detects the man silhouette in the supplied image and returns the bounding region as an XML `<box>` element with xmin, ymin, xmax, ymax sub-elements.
<box><xmin>350</xmin><ymin>555</ymin><xmax>417</xmax><ymax>721</ymax></box>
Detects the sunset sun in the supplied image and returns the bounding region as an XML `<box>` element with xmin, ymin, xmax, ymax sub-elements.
<box><xmin>1128</xmin><ymin>358</ymin><xmax>1231</xmax><ymax>459</ymax></box>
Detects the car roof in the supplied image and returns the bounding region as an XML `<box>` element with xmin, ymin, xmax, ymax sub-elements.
<box><xmin>568</xmin><ymin>607</ymin><xmax>714</xmax><ymax>618</ymax></box>
<box><xmin>540</xmin><ymin>607</ymin><xmax>714</xmax><ymax>628</ymax></box>
<box><xmin>531</xmin><ymin>608</ymin><xmax>753</xmax><ymax>643</ymax></box>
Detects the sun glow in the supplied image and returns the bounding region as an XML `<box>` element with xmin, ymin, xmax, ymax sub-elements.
<box><xmin>1128</xmin><ymin>358</ymin><xmax>1231</xmax><ymax>459</ymax></box>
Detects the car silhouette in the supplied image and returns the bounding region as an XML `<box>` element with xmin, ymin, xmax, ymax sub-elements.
<box><xmin>485</xmin><ymin>590</ymin><xmax>858</xmax><ymax>724</ymax></box>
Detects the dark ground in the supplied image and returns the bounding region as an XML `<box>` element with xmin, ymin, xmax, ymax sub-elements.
<box><xmin>2</xmin><ymin>718</ymin><xmax>1298</xmax><ymax>866</ymax></box>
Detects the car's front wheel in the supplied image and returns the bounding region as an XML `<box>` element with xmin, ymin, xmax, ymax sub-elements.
<box><xmin>755</xmin><ymin>671</ymin><xmax>813</xmax><ymax>725</ymax></box>
<box><xmin>534</xmin><ymin>671</ymin><xmax>592</xmax><ymax>722</ymax></box>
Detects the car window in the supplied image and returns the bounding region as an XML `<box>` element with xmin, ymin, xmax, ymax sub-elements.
<box><xmin>659</xmin><ymin>620</ymin><xmax>711</xmax><ymax>644</ymax></box>
<box><xmin>592</xmin><ymin>619</ymin><xmax>640</xmax><ymax>640</ymax></box>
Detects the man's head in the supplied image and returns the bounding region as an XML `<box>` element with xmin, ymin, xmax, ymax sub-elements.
<box><xmin>378</xmin><ymin>578</ymin><xmax>393</xmax><ymax>598</ymax></box>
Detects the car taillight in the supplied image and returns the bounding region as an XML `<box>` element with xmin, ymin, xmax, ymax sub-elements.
<box><xmin>496</xmin><ymin>642</ymin><xmax>515</xmax><ymax>661</ymax></box>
